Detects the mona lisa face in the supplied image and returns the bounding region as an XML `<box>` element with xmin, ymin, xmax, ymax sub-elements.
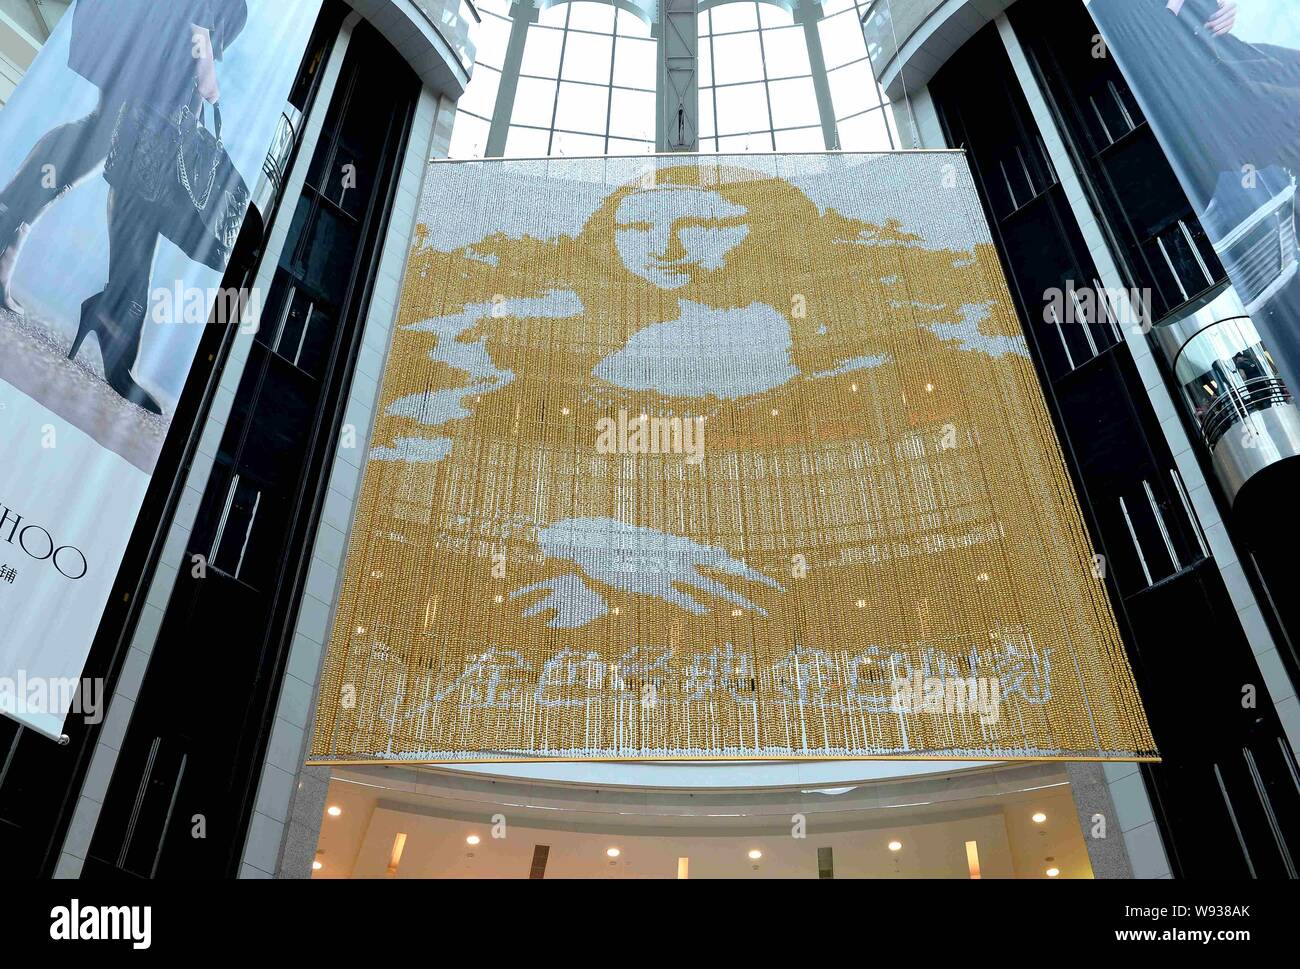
<box><xmin>614</xmin><ymin>187</ymin><xmax>751</xmax><ymax>289</ymax></box>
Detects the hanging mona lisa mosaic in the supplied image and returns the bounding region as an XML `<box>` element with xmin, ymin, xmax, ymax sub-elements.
<box><xmin>308</xmin><ymin>152</ymin><xmax>1157</xmax><ymax>763</ymax></box>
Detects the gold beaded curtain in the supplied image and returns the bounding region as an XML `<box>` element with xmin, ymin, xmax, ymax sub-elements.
<box><xmin>308</xmin><ymin>152</ymin><xmax>1157</xmax><ymax>764</ymax></box>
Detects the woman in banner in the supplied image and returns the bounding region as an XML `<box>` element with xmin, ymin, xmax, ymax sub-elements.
<box><xmin>1089</xmin><ymin>0</ymin><xmax>1300</xmax><ymax>236</ymax></box>
<box><xmin>0</xmin><ymin>0</ymin><xmax>248</xmax><ymax>413</ymax></box>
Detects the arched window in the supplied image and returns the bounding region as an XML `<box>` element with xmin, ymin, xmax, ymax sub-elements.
<box><xmin>817</xmin><ymin>0</ymin><xmax>900</xmax><ymax>149</ymax></box>
<box><xmin>505</xmin><ymin>2</ymin><xmax>656</xmax><ymax>157</ymax></box>
<box><xmin>449</xmin><ymin>0</ymin><xmax>514</xmax><ymax>159</ymax></box>
<box><xmin>698</xmin><ymin>2</ymin><xmax>824</xmax><ymax>152</ymax></box>
<box><xmin>447</xmin><ymin>0</ymin><xmax>899</xmax><ymax>158</ymax></box>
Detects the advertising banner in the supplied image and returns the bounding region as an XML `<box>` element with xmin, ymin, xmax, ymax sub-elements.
<box><xmin>0</xmin><ymin>0</ymin><xmax>322</xmax><ymax>741</ymax></box>
<box><xmin>1088</xmin><ymin>0</ymin><xmax>1300</xmax><ymax>390</ymax></box>
<box><xmin>310</xmin><ymin>152</ymin><xmax>1157</xmax><ymax>763</ymax></box>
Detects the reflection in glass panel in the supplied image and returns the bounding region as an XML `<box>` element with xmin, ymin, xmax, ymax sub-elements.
<box><xmin>259</xmin><ymin>274</ymin><xmax>335</xmax><ymax>380</ymax></box>
<box><xmin>210</xmin><ymin>474</ymin><xmax>267</xmax><ymax>584</ymax></box>
<box><xmin>296</xmin><ymin>203</ymin><xmax>360</xmax><ymax>294</ymax></box>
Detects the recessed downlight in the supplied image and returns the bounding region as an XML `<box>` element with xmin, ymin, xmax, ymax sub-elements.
<box><xmin>888</xmin><ymin>840</ymin><xmax>903</xmax><ymax>852</ymax></box>
<box><xmin>607</xmin><ymin>847</ymin><xmax>621</xmax><ymax>858</ymax></box>
<box><xmin>748</xmin><ymin>849</ymin><xmax>762</xmax><ymax>860</ymax></box>
<box><xmin>312</xmin><ymin>860</ymin><xmax>323</xmax><ymax>871</ymax></box>
<box><xmin>1046</xmin><ymin>867</ymin><xmax>1060</xmax><ymax>877</ymax></box>
<box><xmin>1032</xmin><ymin>812</ymin><xmax>1047</xmax><ymax>823</ymax></box>
<box><xmin>326</xmin><ymin>805</ymin><xmax>342</xmax><ymax>817</ymax></box>
<box><xmin>466</xmin><ymin>835</ymin><xmax>481</xmax><ymax>846</ymax></box>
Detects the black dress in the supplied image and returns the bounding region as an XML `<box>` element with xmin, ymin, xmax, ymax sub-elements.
<box><xmin>0</xmin><ymin>0</ymin><xmax>251</xmax><ymax>411</ymax></box>
<box><xmin>69</xmin><ymin>0</ymin><xmax>248</xmax><ymax>112</ymax></box>
<box><xmin>1090</xmin><ymin>0</ymin><xmax>1300</xmax><ymax>208</ymax></box>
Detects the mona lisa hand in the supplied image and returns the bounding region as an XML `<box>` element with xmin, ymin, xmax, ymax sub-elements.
<box><xmin>1206</xmin><ymin>0</ymin><xmax>1238</xmax><ymax>36</ymax></box>
<box><xmin>192</xmin><ymin>26</ymin><xmax>221</xmax><ymax>103</ymax></box>
<box><xmin>517</xmin><ymin>518</ymin><xmax>786</xmax><ymax>628</ymax></box>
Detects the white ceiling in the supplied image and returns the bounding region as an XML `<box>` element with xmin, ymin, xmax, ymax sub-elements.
<box><xmin>313</xmin><ymin>761</ymin><xmax>1094</xmax><ymax>878</ymax></box>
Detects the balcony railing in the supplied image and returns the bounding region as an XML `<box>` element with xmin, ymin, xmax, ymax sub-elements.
<box><xmin>861</xmin><ymin>0</ymin><xmax>946</xmax><ymax>73</ymax></box>
<box><xmin>1199</xmin><ymin>376</ymin><xmax>1294</xmax><ymax>451</ymax></box>
<box><xmin>410</xmin><ymin>0</ymin><xmax>480</xmax><ymax>75</ymax></box>
<box><xmin>249</xmin><ymin>105</ymin><xmax>305</xmax><ymax>219</ymax></box>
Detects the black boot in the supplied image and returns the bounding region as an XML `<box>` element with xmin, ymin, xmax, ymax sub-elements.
<box><xmin>75</xmin><ymin>292</ymin><xmax>163</xmax><ymax>415</ymax></box>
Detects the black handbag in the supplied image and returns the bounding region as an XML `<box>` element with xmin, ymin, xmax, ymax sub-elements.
<box><xmin>104</xmin><ymin>100</ymin><xmax>250</xmax><ymax>272</ymax></box>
